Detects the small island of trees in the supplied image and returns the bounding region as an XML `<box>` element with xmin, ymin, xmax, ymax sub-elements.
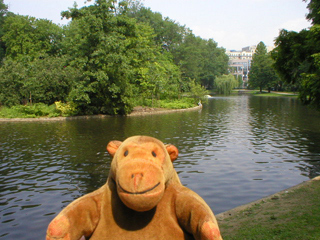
<box><xmin>0</xmin><ymin>0</ymin><xmax>229</xmax><ymax>117</ymax></box>
<box><xmin>0</xmin><ymin>0</ymin><xmax>319</xmax><ymax>118</ymax></box>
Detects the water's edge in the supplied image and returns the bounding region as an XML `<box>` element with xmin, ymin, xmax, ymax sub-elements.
<box><xmin>216</xmin><ymin>176</ymin><xmax>320</xmax><ymax>220</ymax></box>
<box><xmin>0</xmin><ymin>105</ymin><xmax>202</xmax><ymax>122</ymax></box>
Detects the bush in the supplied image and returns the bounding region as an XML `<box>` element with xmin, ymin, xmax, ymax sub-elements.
<box><xmin>0</xmin><ymin>56</ymin><xmax>81</xmax><ymax>107</ymax></box>
<box><xmin>189</xmin><ymin>80</ymin><xmax>209</xmax><ymax>101</ymax></box>
<box><xmin>55</xmin><ymin>101</ymin><xmax>78</xmax><ymax>116</ymax></box>
<box><xmin>0</xmin><ymin>103</ymin><xmax>60</xmax><ymax>118</ymax></box>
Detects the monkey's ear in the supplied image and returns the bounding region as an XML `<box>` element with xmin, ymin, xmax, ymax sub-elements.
<box><xmin>166</xmin><ymin>144</ymin><xmax>179</xmax><ymax>162</ymax></box>
<box><xmin>106</xmin><ymin>140</ymin><xmax>122</xmax><ymax>156</ymax></box>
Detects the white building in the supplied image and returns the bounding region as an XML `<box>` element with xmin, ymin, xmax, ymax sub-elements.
<box><xmin>226</xmin><ymin>46</ymin><xmax>256</xmax><ymax>60</ymax></box>
<box><xmin>226</xmin><ymin>45</ymin><xmax>274</xmax><ymax>87</ymax></box>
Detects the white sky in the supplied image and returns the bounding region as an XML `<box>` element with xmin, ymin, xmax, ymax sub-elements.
<box><xmin>4</xmin><ymin>0</ymin><xmax>312</xmax><ymax>50</ymax></box>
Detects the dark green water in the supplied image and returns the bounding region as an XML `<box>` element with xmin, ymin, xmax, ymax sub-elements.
<box><xmin>1</xmin><ymin>95</ymin><xmax>320</xmax><ymax>239</ymax></box>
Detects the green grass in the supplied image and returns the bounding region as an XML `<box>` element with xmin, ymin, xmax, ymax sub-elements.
<box><xmin>232</xmin><ymin>89</ymin><xmax>299</xmax><ymax>97</ymax></box>
<box><xmin>0</xmin><ymin>103</ymin><xmax>60</xmax><ymax>118</ymax></box>
<box><xmin>158</xmin><ymin>98</ymin><xmax>196</xmax><ymax>109</ymax></box>
<box><xmin>0</xmin><ymin>98</ymin><xmax>198</xmax><ymax>119</ymax></box>
<box><xmin>252</xmin><ymin>92</ymin><xmax>298</xmax><ymax>97</ymax></box>
<box><xmin>134</xmin><ymin>97</ymin><xmax>197</xmax><ymax>109</ymax></box>
<box><xmin>218</xmin><ymin>179</ymin><xmax>320</xmax><ymax>240</ymax></box>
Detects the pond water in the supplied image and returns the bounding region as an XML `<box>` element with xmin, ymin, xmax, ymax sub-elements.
<box><xmin>1</xmin><ymin>95</ymin><xmax>320</xmax><ymax>239</ymax></box>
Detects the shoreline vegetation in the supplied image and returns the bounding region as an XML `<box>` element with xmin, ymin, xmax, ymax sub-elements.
<box><xmin>0</xmin><ymin>104</ymin><xmax>202</xmax><ymax>122</ymax></box>
<box><xmin>237</xmin><ymin>89</ymin><xmax>299</xmax><ymax>97</ymax></box>
<box><xmin>217</xmin><ymin>176</ymin><xmax>320</xmax><ymax>239</ymax></box>
<box><xmin>0</xmin><ymin>91</ymin><xmax>297</xmax><ymax>121</ymax></box>
<box><xmin>1</xmin><ymin>91</ymin><xmax>319</xmax><ymax>238</ymax></box>
<box><xmin>0</xmin><ymin>0</ymin><xmax>319</xmax><ymax>116</ymax></box>
<box><xmin>0</xmin><ymin>0</ymin><xmax>230</xmax><ymax>117</ymax></box>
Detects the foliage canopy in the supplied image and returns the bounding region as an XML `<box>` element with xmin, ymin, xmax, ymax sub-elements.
<box><xmin>0</xmin><ymin>0</ymin><xmax>229</xmax><ymax>115</ymax></box>
<box><xmin>272</xmin><ymin>0</ymin><xmax>320</xmax><ymax>109</ymax></box>
<box><xmin>249</xmin><ymin>42</ymin><xmax>279</xmax><ymax>93</ymax></box>
<box><xmin>214</xmin><ymin>74</ymin><xmax>238</xmax><ymax>95</ymax></box>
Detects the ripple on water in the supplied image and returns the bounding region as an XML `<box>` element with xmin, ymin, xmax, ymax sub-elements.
<box><xmin>1</xmin><ymin>96</ymin><xmax>320</xmax><ymax>239</ymax></box>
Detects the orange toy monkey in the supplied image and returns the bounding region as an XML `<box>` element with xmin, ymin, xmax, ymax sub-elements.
<box><xmin>46</xmin><ymin>136</ymin><xmax>222</xmax><ymax>240</ymax></box>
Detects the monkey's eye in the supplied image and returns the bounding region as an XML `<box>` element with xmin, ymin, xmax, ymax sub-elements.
<box><xmin>152</xmin><ymin>151</ymin><xmax>157</xmax><ymax>157</ymax></box>
<box><xmin>124</xmin><ymin>150</ymin><xmax>129</xmax><ymax>157</ymax></box>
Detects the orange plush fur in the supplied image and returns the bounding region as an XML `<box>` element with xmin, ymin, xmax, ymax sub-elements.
<box><xmin>46</xmin><ymin>136</ymin><xmax>222</xmax><ymax>240</ymax></box>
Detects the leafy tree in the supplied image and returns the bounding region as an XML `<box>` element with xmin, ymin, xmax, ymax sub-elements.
<box><xmin>0</xmin><ymin>59</ymin><xmax>26</xmax><ymax>106</ymax></box>
<box><xmin>130</xmin><ymin>7</ymin><xmax>185</xmax><ymax>51</ymax></box>
<box><xmin>173</xmin><ymin>33</ymin><xmax>228</xmax><ymax>90</ymax></box>
<box><xmin>61</xmin><ymin>0</ymin><xmax>180</xmax><ymax>115</ymax></box>
<box><xmin>271</xmin><ymin>30</ymin><xmax>310</xmax><ymax>87</ymax></box>
<box><xmin>25</xmin><ymin>56</ymin><xmax>80</xmax><ymax>105</ymax></box>
<box><xmin>137</xmin><ymin>52</ymin><xmax>181</xmax><ymax>106</ymax></box>
<box><xmin>62</xmin><ymin>1</ymin><xmax>133</xmax><ymax>114</ymax></box>
<box><xmin>130</xmin><ymin>6</ymin><xmax>229</xmax><ymax>90</ymax></box>
<box><xmin>2</xmin><ymin>15</ymin><xmax>63</xmax><ymax>60</ymax></box>
<box><xmin>0</xmin><ymin>0</ymin><xmax>229</xmax><ymax>114</ymax></box>
<box><xmin>200</xmin><ymin>39</ymin><xmax>229</xmax><ymax>89</ymax></box>
<box><xmin>299</xmin><ymin>25</ymin><xmax>320</xmax><ymax>106</ymax></box>
<box><xmin>0</xmin><ymin>0</ymin><xmax>8</xmax><ymax>61</ymax></box>
<box><xmin>304</xmin><ymin>0</ymin><xmax>320</xmax><ymax>25</ymax></box>
<box><xmin>0</xmin><ymin>56</ymin><xmax>80</xmax><ymax>106</ymax></box>
<box><xmin>236</xmin><ymin>75</ymin><xmax>243</xmax><ymax>88</ymax></box>
<box><xmin>249</xmin><ymin>42</ymin><xmax>278</xmax><ymax>93</ymax></box>
<box><xmin>189</xmin><ymin>80</ymin><xmax>209</xmax><ymax>103</ymax></box>
<box><xmin>173</xmin><ymin>33</ymin><xmax>204</xmax><ymax>83</ymax></box>
<box><xmin>272</xmin><ymin>0</ymin><xmax>320</xmax><ymax>108</ymax></box>
<box><xmin>214</xmin><ymin>74</ymin><xmax>238</xmax><ymax>95</ymax></box>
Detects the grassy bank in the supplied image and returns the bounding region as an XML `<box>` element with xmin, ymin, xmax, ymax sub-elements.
<box><xmin>0</xmin><ymin>103</ymin><xmax>61</xmax><ymax>118</ymax></box>
<box><xmin>0</xmin><ymin>98</ymin><xmax>197</xmax><ymax>119</ymax></box>
<box><xmin>217</xmin><ymin>177</ymin><xmax>320</xmax><ymax>240</ymax></box>
<box><xmin>252</xmin><ymin>91</ymin><xmax>298</xmax><ymax>97</ymax></box>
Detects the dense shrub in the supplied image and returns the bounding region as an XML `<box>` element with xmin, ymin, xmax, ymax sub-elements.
<box><xmin>0</xmin><ymin>103</ymin><xmax>60</xmax><ymax>118</ymax></box>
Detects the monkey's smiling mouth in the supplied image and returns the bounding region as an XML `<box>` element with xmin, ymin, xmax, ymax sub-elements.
<box><xmin>118</xmin><ymin>182</ymin><xmax>161</xmax><ymax>195</ymax></box>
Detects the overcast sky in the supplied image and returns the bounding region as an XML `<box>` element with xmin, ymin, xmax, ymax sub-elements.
<box><xmin>4</xmin><ymin>0</ymin><xmax>311</xmax><ymax>50</ymax></box>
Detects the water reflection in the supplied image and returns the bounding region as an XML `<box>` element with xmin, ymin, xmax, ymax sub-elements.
<box><xmin>1</xmin><ymin>95</ymin><xmax>320</xmax><ymax>239</ymax></box>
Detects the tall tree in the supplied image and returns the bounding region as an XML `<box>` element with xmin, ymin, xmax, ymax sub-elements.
<box><xmin>272</xmin><ymin>29</ymin><xmax>310</xmax><ymax>87</ymax></box>
<box><xmin>0</xmin><ymin>56</ymin><xmax>79</xmax><ymax>106</ymax></box>
<box><xmin>173</xmin><ymin>33</ymin><xmax>204</xmax><ymax>84</ymax></box>
<box><xmin>0</xmin><ymin>0</ymin><xmax>8</xmax><ymax>61</ymax></box>
<box><xmin>2</xmin><ymin>14</ymin><xmax>63</xmax><ymax>60</ymax></box>
<box><xmin>249</xmin><ymin>42</ymin><xmax>278</xmax><ymax>92</ymax></box>
<box><xmin>200</xmin><ymin>39</ymin><xmax>229</xmax><ymax>89</ymax></box>
<box><xmin>62</xmin><ymin>2</ymin><xmax>137</xmax><ymax>114</ymax></box>
<box><xmin>131</xmin><ymin>6</ymin><xmax>228</xmax><ymax>90</ymax></box>
<box><xmin>61</xmin><ymin>0</ymin><xmax>181</xmax><ymax>115</ymax></box>
<box><xmin>304</xmin><ymin>0</ymin><xmax>320</xmax><ymax>24</ymax></box>
<box><xmin>272</xmin><ymin>0</ymin><xmax>320</xmax><ymax>108</ymax></box>
<box><xmin>0</xmin><ymin>0</ymin><xmax>229</xmax><ymax>112</ymax></box>
<box><xmin>130</xmin><ymin>7</ymin><xmax>185</xmax><ymax>51</ymax></box>
<box><xmin>173</xmin><ymin>33</ymin><xmax>229</xmax><ymax>90</ymax></box>
<box><xmin>214</xmin><ymin>74</ymin><xmax>238</xmax><ymax>95</ymax></box>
